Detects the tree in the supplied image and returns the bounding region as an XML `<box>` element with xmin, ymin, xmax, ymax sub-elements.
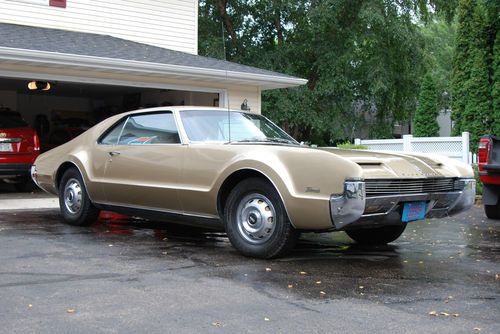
<box><xmin>451</xmin><ymin>0</ymin><xmax>497</xmax><ymax>147</ymax></box>
<box><xmin>414</xmin><ymin>74</ymin><xmax>440</xmax><ymax>136</ymax></box>
<box><xmin>198</xmin><ymin>1</ymin><xmax>462</xmax><ymax>144</ymax></box>
<box><xmin>420</xmin><ymin>19</ymin><xmax>455</xmax><ymax>111</ymax></box>
<box><xmin>493</xmin><ymin>31</ymin><xmax>500</xmax><ymax>135</ymax></box>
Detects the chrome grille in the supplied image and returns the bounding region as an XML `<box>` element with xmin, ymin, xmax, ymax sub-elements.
<box><xmin>365</xmin><ymin>178</ymin><xmax>462</xmax><ymax>197</ymax></box>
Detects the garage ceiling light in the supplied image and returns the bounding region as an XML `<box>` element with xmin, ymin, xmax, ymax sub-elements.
<box><xmin>28</xmin><ymin>80</ymin><xmax>51</xmax><ymax>91</ymax></box>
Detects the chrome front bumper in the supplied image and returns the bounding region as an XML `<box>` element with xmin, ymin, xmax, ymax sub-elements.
<box><xmin>329</xmin><ymin>180</ymin><xmax>366</xmax><ymax>229</ymax></box>
<box><xmin>330</xmin><ymin>178</ymin><xmax>476</xmax><ymax>230</ymax></box>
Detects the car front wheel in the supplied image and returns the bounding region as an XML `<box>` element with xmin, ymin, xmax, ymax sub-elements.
<box><xmin>224</xmin><ymin>177</ymin><xmax>298</xmax><ymax>259</ymax></box>
<box><xmin>345</xmin><ymin>224</ymin><xmax>407</xmax><ymax>245</ymax></box>
<box><xmin>59</xmin><ymin>168</ymin><xmax>100</xmax><ymax>226</ymax></box>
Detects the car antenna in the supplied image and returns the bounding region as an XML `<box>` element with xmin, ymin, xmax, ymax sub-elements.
<box><xmin>221</xmin><ymin>20</ymin><xmax>231</xmax><ymax>143</ymax></box>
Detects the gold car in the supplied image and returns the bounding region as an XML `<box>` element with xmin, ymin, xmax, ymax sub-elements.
<box><xmin>31</xmin><ymin>107</ymin><xmax>475</xmax><ymax>258</ymax></box>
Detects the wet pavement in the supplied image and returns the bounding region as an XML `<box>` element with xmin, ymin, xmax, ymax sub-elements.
<box><xmin>0</xmin><ymin>205</ymin><xmax>498</xmax><ymax>333</ymax></box>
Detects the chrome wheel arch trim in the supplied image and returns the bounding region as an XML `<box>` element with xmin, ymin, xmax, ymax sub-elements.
<box><xmin>217</xmin><ymin>167</ymin><xmax>296</xmax><ymax>228</ymax></box>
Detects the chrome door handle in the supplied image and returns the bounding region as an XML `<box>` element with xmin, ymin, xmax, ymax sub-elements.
<box><xmin>108</xmin><ymin>151</ymin><xmax>120</xmax><ymax>156</ymax></box>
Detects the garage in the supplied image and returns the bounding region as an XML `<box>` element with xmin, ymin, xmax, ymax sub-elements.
<box><xmin>0</xmin><ymin>76</ymin><xmax>220</xmax><ymax>151</ymax></box>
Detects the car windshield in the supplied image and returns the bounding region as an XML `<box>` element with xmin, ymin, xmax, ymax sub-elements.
<box><xmin>179</xmin><ymin>110</ymin><xmax>298</xmax><ymax>144</ymax></box>
<box><xmin>0</xmin><ymin>111</ymin><xmax>28</xmax><ymax>128</ymax></box>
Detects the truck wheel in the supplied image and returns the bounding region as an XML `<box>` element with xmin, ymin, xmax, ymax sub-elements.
<box><xmin>484</xmin><ymin>204</ymin><xmax>500</xmax><ymax>219</ymax></box>
<box><xmin>224</xmin><ymin>177</ymin><xmax>298</xmax><ymax>259</ymax></box>
<box><xmin>59</xmin><ymin>168</ymin><xmax>100</xmax><ymax>226</ymax></box>
<box><xmin>346</xmin><ymin>224</ymin><xmax>407</xmax><ymax>245</ymax></box>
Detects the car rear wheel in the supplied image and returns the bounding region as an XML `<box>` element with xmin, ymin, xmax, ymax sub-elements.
<box><xmin>59</xmin><ymin>168</ymin><xmax>100</xmax><ymax>226</ymax></box>
<box><xmin>346</xmin><ymin>224</ymin><xmax>407</xmax><ymax>245</ymax></box>
<box><xmin>484</xmin><ymin>203</ymin><xmax>500</xmax><ymax>219</ymax></box>
<box><xmin>224</xmin><ymin>177</ymin><xmax>298</xmax><ymax>259</ymax></box>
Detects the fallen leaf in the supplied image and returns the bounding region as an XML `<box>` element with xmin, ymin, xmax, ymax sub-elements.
<box><xmin>299</xmin><ymin>271</ymin><xmax>307</xmax><ymax>275</ymax></box>
<box><xmin>211</xmin><ymin>322</ymin><xmax>223</xmax><ymax>328</ymax></box>
<box><xmin>265</xmin><ymin>267</ymin><xmax>272</xmax><ymax>272</ymax></box>
<box><xmin>315</xmin><ymin>281</ymin><xmax>322</xmax><ymax>284</ymax></box>
<box><xmin>66</xmin><ymin>308</ymin><xmax>75</xmax><ymax>314</ymax></box>
<box><xmin>473</xmin><ymin>328</ymin><xmax>481</xmax><ymax>332</ymax></box>
<box><xmin>287</xmin><ymin>284</ymin><xmax>293</xmax><ymax>289</ymax></box>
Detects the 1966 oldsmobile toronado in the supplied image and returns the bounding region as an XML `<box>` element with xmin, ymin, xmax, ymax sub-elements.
<box><xmin>31</xmin><ymin>106</ymin><xmax>475</xmax><ymax>258</ymax></box>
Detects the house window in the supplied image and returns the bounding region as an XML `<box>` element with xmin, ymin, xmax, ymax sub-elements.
<box><xmin>49</xmin><ymin>0</ymin><xmax>66</xmax><ymax>8</ymax></box>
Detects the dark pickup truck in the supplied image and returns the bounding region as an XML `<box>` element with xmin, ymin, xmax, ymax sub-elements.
<box><xmin>478</xmin><ymin>135</ymin><xmax>500</xmax><ymax>219</ymax></box>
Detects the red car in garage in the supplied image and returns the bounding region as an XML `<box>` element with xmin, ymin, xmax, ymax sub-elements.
<box><xmin>0</xmin><ymin>108</ymin><xmax>40</xmax><ymax>191</ymax></box>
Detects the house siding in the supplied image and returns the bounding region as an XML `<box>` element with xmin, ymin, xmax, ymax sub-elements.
<box><xmin>0</xmin><ymin>0</ymin><xmax>198</xmax><ymax>54</ymax></box>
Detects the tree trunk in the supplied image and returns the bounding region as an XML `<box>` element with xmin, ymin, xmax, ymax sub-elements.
<box><xmin>216</xmin><ymin>0</ymin><xmax>238</xmax><ymax>49</ymax></box>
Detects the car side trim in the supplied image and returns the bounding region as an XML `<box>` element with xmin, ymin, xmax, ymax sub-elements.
<box><xmin>94</xmin><ymin>202</ymin><xmax>223</xmax><ymax>230</ymax></box>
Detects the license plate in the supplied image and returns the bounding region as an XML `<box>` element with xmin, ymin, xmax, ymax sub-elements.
<box><xmin>0</xmin><ymin>143</ymin><xmax>13</xmax><ymax>152</ymax></box>
<box><xmin>402</xmin><ymin>201</ymin><xmax>427</xmax><ymax>222</ymax></box>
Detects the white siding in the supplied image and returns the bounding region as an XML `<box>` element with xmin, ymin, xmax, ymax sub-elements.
<box><xmin>0</xmin><ymin>0</ymin><xmax>198</xmax><ymax>54</ymax></box>
<box><xmin>227</xmin><ymin>86</ymin><xmax>261</xmax><ymax>114</ymax></box>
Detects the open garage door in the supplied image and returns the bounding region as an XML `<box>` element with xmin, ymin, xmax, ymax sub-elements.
<box><xmin>0</xmin><ymin>77</ymin><xmax>220</xmax><ymax>151</ymax></box>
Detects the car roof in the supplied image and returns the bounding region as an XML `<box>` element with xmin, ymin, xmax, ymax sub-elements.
<box><xmin>124</xmin><ymin>106</ymin><xmax>243</xmax><ymax>115</ymax></box>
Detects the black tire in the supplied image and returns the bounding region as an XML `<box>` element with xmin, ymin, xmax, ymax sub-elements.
<box><xmin>484</xmin><ymin>203</ymin><xmax>500</xmax><ymax>219</ymax></box>
<box><xmin>346</xmin><ymin>224</ymin><xmax>407</xmax><ymax>245</ymax></box>
<box><xmin>224</xmin><ymin>177</ymin><xmax>298</xmax><ymax>259</ymax></box>
<box><xmin>58</xmin><ymin>168</ymin><xmax>100</xmax><ymax>226</ymax></box>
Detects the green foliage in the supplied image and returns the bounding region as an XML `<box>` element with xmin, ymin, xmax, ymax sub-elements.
<box><xmin>420</xmin><ymin>19</ymin><xmax>455</xmax><ymax>111</ymax></box>
<box><xmin>199</xmin><ymin>1</ymin><xmax>462</xmax><ymax>143</ymax></box>
<box><xmin>336</xmin><ymin>141</ymin><xmax>368</xmax><ymax>150</ymax></box>
<box><xmin>414</xmin><ymin>74</ymin><xmax>440</xmax><ymax>136</ymax></box>
<box><xmin>451</xmin><ymin>0</ymin><xmax>498</xmax><ymax>149</ymax></box>
<box><xmin>473</xmin><ymin>164</ymin><xmax>483</xmax><ymax>195</ymax></box>
<box><xmin>493</xmin><ymin>26</ymin><xmax>500</xmax><ymax>135</ymax></box>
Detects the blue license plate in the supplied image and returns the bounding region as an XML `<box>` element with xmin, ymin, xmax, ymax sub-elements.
<box><xmin>402</xmin><ymin>201</ymin><xmax>427</xmax><ymax>222</ymax></box>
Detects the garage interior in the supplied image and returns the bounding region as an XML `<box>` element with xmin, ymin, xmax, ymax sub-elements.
<box><xmin>0</xmin><ymin>76</ymin><xmax>219</xmax><ymax>150</ymax></box>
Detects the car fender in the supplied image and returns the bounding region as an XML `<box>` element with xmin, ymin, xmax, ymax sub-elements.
<box><xmin>214</xmin><ymin>147</ymin><xmax>363</xmax><ymax>230</ymax></box>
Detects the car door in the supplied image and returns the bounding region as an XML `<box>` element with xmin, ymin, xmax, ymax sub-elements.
<box><xmin>100</xmin><ymin>111</ymin><xmax>184</xmax><ymax>212</ymax></box>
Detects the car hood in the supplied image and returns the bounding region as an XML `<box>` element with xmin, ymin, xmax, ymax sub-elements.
<box><xmin>318</xmin><ymin>147</ymin><xmax>474</xmax><ymax>179</ymax></box>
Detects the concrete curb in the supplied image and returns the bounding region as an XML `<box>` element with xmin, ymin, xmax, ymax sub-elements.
<box><xmin>0</xmin><ymin>198</ymin><xmax>59</xmax><ymax>211</ymax></box>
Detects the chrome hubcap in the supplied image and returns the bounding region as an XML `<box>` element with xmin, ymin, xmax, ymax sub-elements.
<box><xmin>64</xmin><ymin>178</ymin><xmax>82</xmax><ymax>215</ymax></box>
<box><xmin>236</xmin><ymin>193</ymin><xmax>276</xmax><ymax>244</ymax></box>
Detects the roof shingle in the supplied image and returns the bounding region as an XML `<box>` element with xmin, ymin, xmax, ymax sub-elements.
<box><xmin>0</xmin><ymin>23</ymin><xmax>299</xmax><ymax>80</ymax></box>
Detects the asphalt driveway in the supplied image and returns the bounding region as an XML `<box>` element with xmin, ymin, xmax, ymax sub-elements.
<box><xmin>0</xmin><ymin>204</ymin><xmax>498</xmax><ymax>333</ymax></box>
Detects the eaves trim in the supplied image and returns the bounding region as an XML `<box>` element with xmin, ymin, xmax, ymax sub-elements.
<box><xmin>0</xmin><ymin>47</ymin><xmax>308</xmax><ymax>88</ymax></box>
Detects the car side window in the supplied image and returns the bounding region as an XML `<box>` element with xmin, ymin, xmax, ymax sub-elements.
<box><xmin>118</xmin><ymin>112</ymin><xmax>180</xmax><ymax>145</ymax></box>
<box><xmin>99</xmin><ymin>118</ymin><xmax>127</xmax><ymax>145</ymax></box>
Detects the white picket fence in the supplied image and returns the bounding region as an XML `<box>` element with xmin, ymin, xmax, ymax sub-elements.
<box><xmin>354</xmin><ymin>132</ymin><xmax>474</xmax><ymax>164</ymax></box>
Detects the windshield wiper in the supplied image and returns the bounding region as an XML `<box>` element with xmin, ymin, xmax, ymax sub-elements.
<box><xmin>265</xmin><ymin>137</ymin><xmax>299</xmax><ymax>145</ymax></box>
